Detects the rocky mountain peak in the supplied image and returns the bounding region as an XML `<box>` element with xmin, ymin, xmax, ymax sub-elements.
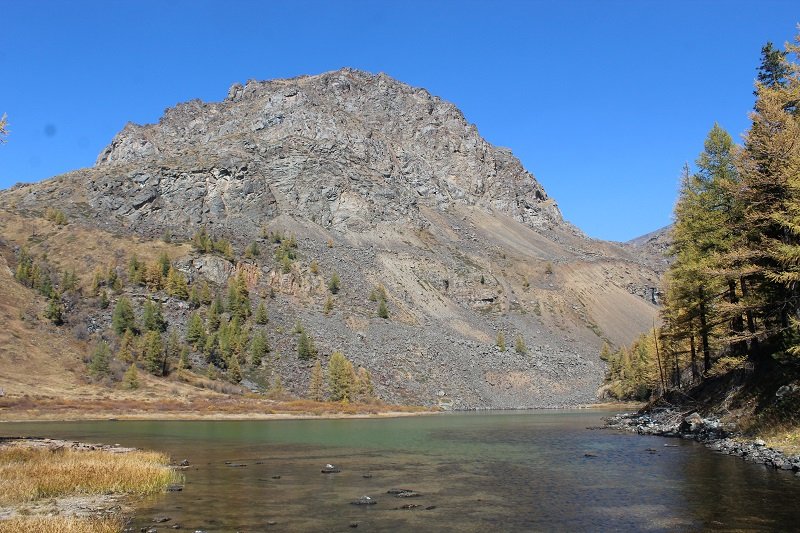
<box><xmin>89</xmin><ymin>68</ymin><xmax>560</xmax><ymax>238</ymax></box>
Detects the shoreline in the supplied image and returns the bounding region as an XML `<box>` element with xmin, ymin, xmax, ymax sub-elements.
<box><xmin>0</xmin><ymin>410</ymin><xmax>438</xmax><ymax>423</ymax></box>
<box><xmin>0</xmin><ymin>400</ymin><xmax>642</xmax><ymax>423</ymax></box>
<box><xmin>606</xmin><ymin>408</ymin><xmax>800</xmax><ymax>475</ymax></box>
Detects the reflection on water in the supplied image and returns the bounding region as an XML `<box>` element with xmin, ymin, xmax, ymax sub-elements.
<box><xmin>4</xmin><ymin>411</ymin><xmax>800</xmax><ymax>531</ymax></box>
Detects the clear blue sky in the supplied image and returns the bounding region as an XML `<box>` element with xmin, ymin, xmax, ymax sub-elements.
<box><xmin>1</xmin><ymin>1</ymin><xmax>798</xmax><ymax>241</ymax></box>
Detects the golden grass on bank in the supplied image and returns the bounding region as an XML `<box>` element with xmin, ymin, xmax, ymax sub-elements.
<box><xmin>0</xmin><ymin>515</ymin><xmax>124</xmax><ymax>533</ymax></box>
<box><xmin>762</xmin><ymin>428</ymin><xmax>800</xmax><ymax>456</ymax></box>
<box><xmin>0</xmin><ymin>446</ymin><xmax>182</xmax><ymax>505</ymax></box>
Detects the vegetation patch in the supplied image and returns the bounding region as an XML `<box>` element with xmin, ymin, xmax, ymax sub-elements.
<box><xmin>0</xmin><ymin>444</ymin><xmax>181</xmax><ymax>505</ymax></box>
<box><xmin>0</xmin><ymin>440</ymin><xmax>182</xmax><ymax>531</ymax></box>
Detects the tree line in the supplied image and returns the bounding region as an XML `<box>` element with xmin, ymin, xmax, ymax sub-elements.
<box><xmin>604</xmin><ymin>32</ymin><xmax>800</xmax><ymax>399</ymax></box>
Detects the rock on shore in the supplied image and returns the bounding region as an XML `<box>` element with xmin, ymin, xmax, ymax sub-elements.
<box><xmin>606</xmin><ymin>410</ymin><xmax>800</xmax><ymax>473</ymax></box>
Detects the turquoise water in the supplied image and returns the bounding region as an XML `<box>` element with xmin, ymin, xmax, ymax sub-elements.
<box><xmin>4</xmin><ymin>410</ymin><xmax>800</xmax><ymax>531</ymax></box>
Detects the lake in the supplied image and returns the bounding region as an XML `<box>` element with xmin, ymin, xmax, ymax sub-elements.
<box><xmin>3</xmin><ymin>410</ymin><xmax>800</xmax><ymax>531</ymax></box>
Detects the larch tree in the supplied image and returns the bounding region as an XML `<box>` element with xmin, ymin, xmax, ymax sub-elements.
<box><xmin>733</xmin><ymin>33</ymin><xmax>800</xmax><ymax>358</ymax></box>
<box><xmin>308</xmin><ymin>359</ymin><xmax>326</xmax><ymax>401</ymax></box>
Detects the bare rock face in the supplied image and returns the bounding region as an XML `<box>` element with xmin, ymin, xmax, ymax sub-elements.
<box><xmin>87</xmin><ymin>68</ymin><xmax>559</xmax><ymax>238</ymax></box>
<box><xmin>0</xmin><ymin>68</ymin><xmax>662</xmax><ymax>408</ymax></box>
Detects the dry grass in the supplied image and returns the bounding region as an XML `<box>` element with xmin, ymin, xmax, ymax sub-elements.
<box><xmin>763</xmin><ymin>429</ymin><xmax>800</xmax><ymax>456</ymax></box>
<box><xmin>0</xmin><ymin>515</ymin><xmax>124</xmax><ymax>533</ymax></box>
<box><xmin>0</xmin><ymin>445</ymin><xmax>182</xmax><ymax>505</ymax></box>
<box><xmin>0</xmin><ymin>395</ymin><xmax>434</xmax><ymax>420</ymax></box>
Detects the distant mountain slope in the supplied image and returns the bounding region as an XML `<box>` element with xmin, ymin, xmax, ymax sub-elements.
<box><xmin>0</xmin><ymin>69</ymin><xmax>660</xmax><ymax>408</ymax></box>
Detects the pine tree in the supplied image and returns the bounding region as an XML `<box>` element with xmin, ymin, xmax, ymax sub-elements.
<box><xmin>377</xmin><ymin>298</ymin><xmax>389</xmax><ymax>319</ymax></box>
<box><xmin>123</xmin><ymin>363</ymin><xmax>140</xmax><ymax>389</ymax></box>
<box><xmin>355</xmin><ymin>367</ymin><xmax>375</xmax><ymax>401</ymax></box>
<box><xmin>663</xmin><ymin>125</ymin><xmax>742</xmax><ymax>372</ymax></box>
<box><xmin>514</xmin><ymin>335</ymin><xmax>526</xmax><ymax>355</ymax></box>
<box><xmin>89</xmin><ymin>340</ymin><xmax>111</xmax><ymax>378</ymax></box>
<box><xmin>45</xmin><ymin>294</ymin><xmax>64</xmax><ymax>325</ymax></box>
<box><xmin>732</xmin><ymin>35</ymin><xmax>800</xmax><ymax>358</ymax></box>
<box><xmin>244</xmin><ymin>241</ymin><xmax>260</xmax><ymax>259</ymax></box>
<box><xmin>166</xmin><ymin>267</ymin><xmax>189</xmax><ymax>299</ymax></box>
<box><xmin>178</xmin><ymin>346</ymin><xmax>190</xmax><ymax>370</ymax></box>
<box><xmin>157</xmin><ymin>251</ymin><xmax>171</xmax><ymax>277</ymax></box>
<box><xmin>146</xmin><ymin>261</ymin><xmax>164</xmax><ymax>291</ymax></box>
<box><xmin>186</xmin><ymin>312</ymin><xmax>206</xmax><ymax>348</ymax></box>
<box><xmin>142</xmin><ymin>330</ymin><xmax>164</xmax><ymax>375</ymax></box>
<box><xmin>328</xmin><ymin>272</ymin><xmax>340</xmax><ymax>294</ymax></box>
<box><xmin>128</xmin><ymin>254</ymin><xmax>145</xmax><ymax>285</ymax></box>
<box><xmin>142</xmin><ymin>299</ymin><xmax>167</xmax><ymax>332</ymax></box>
<box><xmin>323</xmin><ymin>295</ymin><xmax>334</xmax><ymax>315</ymax></box>
<box><xmin>328</xmin><ymin>351</ymin><xmax>354</xmax><ymax>402</ymax></box>
<box><xmin>118</xmin><ymin>329</ymin><xmax>135</xmax><ymax>363</ymax></box>
<box><xmin>227</xmin><ymin>272</ymin><xmax>251</xmax><ymax>321</ymax></box>
<box><xmin>112</xmin><ymin>296</ymin><xmax>137</xmax><ymax>335</ymax></box>
<box><xmin>297</xmin><ymin>331</ymin><xmax>318</xmax><ymax>360</ymax></box>
<box><xmin>207</xmin><ymin>297</ymin><xmax>222</xmax><ymax>331</ymax></box>
<box><xmin>99</xmin><ymin>290</ymin><xmax>110</xmax><ymax>309</ymax></box>
<box><xmin>164</xmin><ymin>329</ymin><xmax>181</xmax><ymax>375</ymax></box>
<box><xmin>496</xmin><ymin>331</ymin><xmax>506</xmax><ymax>352</ymax></box>
<box><xmin>756</xmin><ymin>42</ymin><xmax>789</xmax><ymax>91</ymax></box>
<box><xmin>308</xmin><ymin>359</ymin><xmax>325</xmax><ymax>401</ymax></box>
<box><xmin>61</xmin><ymin>269</ymin><xmax>78</xmax><ymax>292</ymax></box>
<box><xmin>250</xmin><ymin>330</ymin><xmax>269</xmax><ymax>367</ymax></box>
<box><xmin>254</xmin><ymin>301</ymin><xmax>269</xmax><ymax>324</ymax></box>
<box><xmin>227</xmin><ymin>354</ymin><xmax>242</xmax><ymax>383</ymax></box>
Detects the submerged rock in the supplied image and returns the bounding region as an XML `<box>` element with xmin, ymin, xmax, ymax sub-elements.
<box><xmin>351</xmin><ymin>496</ymin><xmax>377</xmax><ymax>505</ymax></box>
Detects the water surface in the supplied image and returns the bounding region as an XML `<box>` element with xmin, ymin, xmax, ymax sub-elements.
<box><xmin>4</xmin><ymin>410</ymin><xmax>800</xmax><ymax>531</ymax></box>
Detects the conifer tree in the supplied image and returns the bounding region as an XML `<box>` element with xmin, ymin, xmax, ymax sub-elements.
<box><xmin>377</xmin><ymin>298</ymin><xmax>389</xmax><ymax>319</ymax></box>
<box><xmin>118</xmin><ymin>329</ymin><xmax>135</xmax><ymax>363</ymax></box>
<box><xmin>250</xmin><ymin>330</ymin><xmax>269</xmax><ymax>367</ymax></box>
<box><xmin>142</xmin><ymin>299</ymin><xmax>167</xmax><ymax>332</ymax></box>
<box><xmin>496</xmin><ymin>331</ymin><xmax>506</xmax><ymax>352</ymax></box>
<box><xmin>165</xmin><ymin>329</ymin><xmax>181</xmax><ymax>375</ymax></box>
<box><xmin>178</xmin><ymin>346</ymin><xmax>191</xmax><ymax>370</ymax></box>
<box><xmin>142</xmin><ymin>331</ymin><xmax>164</xmax><ymax>375</ymax></box>
<box><xmin>166</xmin><ymin>267</ymin><xmax>189</xmax><ymax>299</ymax></box>
<box><xmin>328</xmin><ymin>272</ymin><xmax>340</xmax><ymax>294</ymax></box>
<box><xmin>89</xmin><ymin>340</ymin><xmax>111</xmax><ymax>378</ymax></box>
<box><xmin>208</xmin><ymin>295</ymin><xmax>223</xmax><ymax>331</ymax></box>
<box><xmin>355</xmin><ymin>366</ymin><xmax>375</xmax><ymax>401</ymax></box>
<box><xmin>731</xmin><ymin>35</ymin><xmax>800</xmax><ymax>358</ymax></box>
<box><xmin>145</xmin><ymin>261</ymin><xmax>164</xmax><ymax>292</ymax></box>
<box><xmin>324</xmin><ymin>295</ymin><xmax>334</xmax><ymax>315</ymax></box>
<box><xmin>186</xmin><ymin>312</ymin><xmax>206</xmax><ymax>348</ymax></box>
<box><xmin>297</xmin><ymin>331</ymin><xmax>318</xmax><ymax>360</ymax></box>
<box><xmin>157</xmin><ymin>252</ymin><xmax>171</xmax><ymax>278</ymax></box>
<box><xmin>123</xmin><ymin>363</ymin><xmax>140</xmax><ymax>389</ymax></box>
<box><xmin>514</xmin><ymin>335</ymin><xmax>526</xmax><ymax>355</ymax></box>
<box><xmin>254</xmin><ymin>301</ymin><xmax>269</xmax><ymax>324</ymax></box>
<box><xmin>328</xmin><ymin>351</ymin><xmax>354</xmax><ymax>402</ymax></box>
<box><xmin>308</xmin><ymin>359</ymin><xmax>325</xmax><ymax>401</ymax></box>
<box><xmin>228</xmin><ymin>354</ymin><xmax>243</xmax><ymax>383</ymax></box>
<box><xmin>45</xmin><ymin>294</ymin><xmax>64</xmax><ymax>325</ymax></box>
<box><xmin>112</xmin><ymin>296</ymin><xmax>137</xmax><ymax>335</ymax></box>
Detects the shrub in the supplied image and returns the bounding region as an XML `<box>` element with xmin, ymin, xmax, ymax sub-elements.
<box><xmin>377</xmin><ymin>298</ymin><xmax>389</xmax><ymax>319</ymax></box>
<box><xmin>328</xmin><ymin>272</ymin><xmax>340</xmax><ymax>294</ymax></box>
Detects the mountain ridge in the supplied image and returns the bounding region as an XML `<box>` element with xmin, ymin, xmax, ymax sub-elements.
<box><xmin>0</xmin><ymin>68</ymin><xmax>661</xmax><ymax>408</ymax></box>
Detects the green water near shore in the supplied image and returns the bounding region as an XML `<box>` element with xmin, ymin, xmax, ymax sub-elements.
<box><xmin>4</xmin><ymin>410</ymin><xmax>800</xmax><ymax>531</ymax></box>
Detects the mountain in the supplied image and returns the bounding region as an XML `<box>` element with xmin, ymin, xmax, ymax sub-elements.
<box><xmin>0</xmin><ymin>68</ymin><xmax>661</xmax><ymax>408</ymax></box>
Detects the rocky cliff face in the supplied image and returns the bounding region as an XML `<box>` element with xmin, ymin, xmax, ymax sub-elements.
<box><xmin>75</xmin><ymin>68</ymin><xmax>558</xmax><ymax>239</ymax></box>
<box><xmin>0</xmin><ymin>68</ymin><xmax>661</xmax><ymax>408</ymax></box>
